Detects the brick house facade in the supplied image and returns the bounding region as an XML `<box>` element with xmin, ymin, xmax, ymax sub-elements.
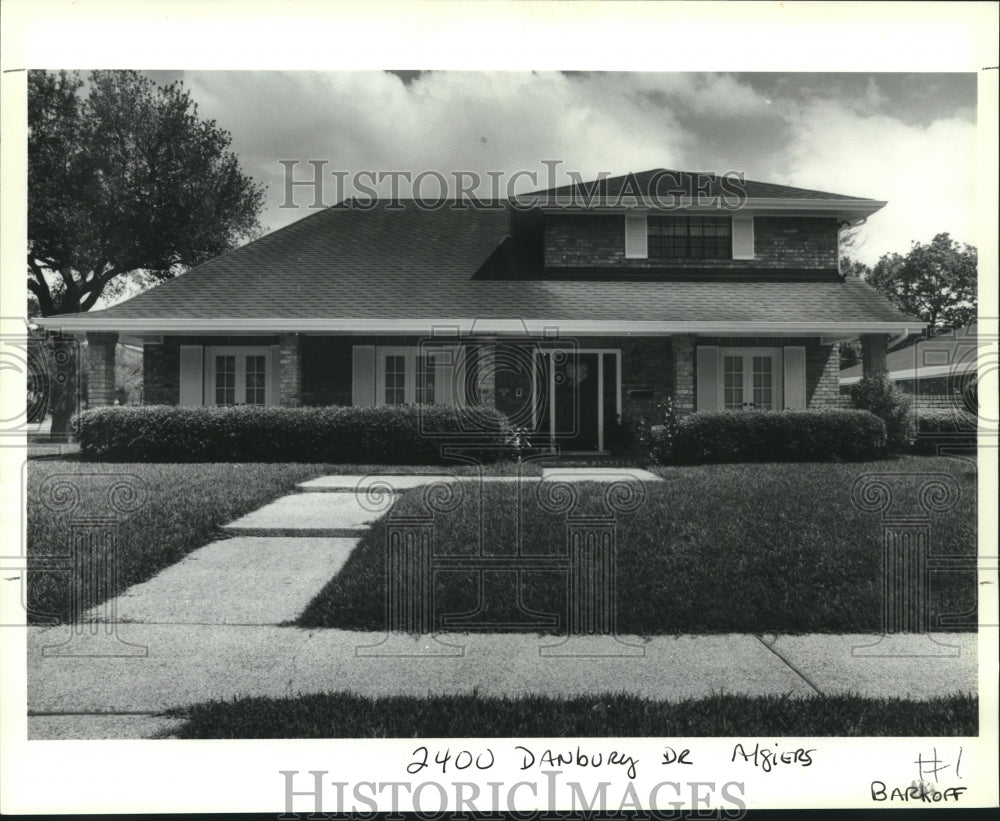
<box><xmin>43</xmin><ymin>170</ymin><xmax>923</xmax><ymax>452</ymax></box>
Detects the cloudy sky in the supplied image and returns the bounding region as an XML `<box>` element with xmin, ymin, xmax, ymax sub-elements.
<box><xmin>145</xmin><ymin>70</ymin><xmax>977</xmax><ymax>266</ymax></box>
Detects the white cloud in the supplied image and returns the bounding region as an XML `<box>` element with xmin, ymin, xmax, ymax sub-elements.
<box><xmin>173</xmin><ymin>70</ymin><xmax>977</xmax><ymax>265</ymax></box>
<box><xmin>783</xmin><ymin>99</ymin><xmax>976</xmax><ymax>264</ymax></box>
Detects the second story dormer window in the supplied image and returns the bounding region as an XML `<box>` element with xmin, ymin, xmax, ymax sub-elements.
<box><xmin>624</xmin><ymin>212</ymin><xmax>755</xmax><ymax>261</ymax></box>
<box><xmin>648</xmin><ymin>215</ymin><xmax>732</xmax><ymax>259</ymax></box>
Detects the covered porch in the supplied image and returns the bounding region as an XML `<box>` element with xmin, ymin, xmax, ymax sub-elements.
<box><xmin>77</xmin><ymin>324</ymin><xmax>903</xmax><ymax>454</ymax></box>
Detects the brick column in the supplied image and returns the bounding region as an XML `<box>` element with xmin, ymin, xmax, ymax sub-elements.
<box><xmin>861</xmin><ymin>334</ymin><xmax>888</xmax><ymax>378</ymax></box>
<box><xmin>85</xmin><ymin>332</ymin><xmax>118</xmax><ymax>407</ymax></box>
<box><xmin>807</xmin><ymin>342</ymin><xmax>844</xmax><ymax>408</ymax></box>
<box><xmin>278</xmin><ymin>333</ymin><xmax>302</xmax><ymax>406</ymax></box>
<box><xmin>671</xmin><ymin>334</ymin><xmax>696</xmax><ymax>414</ymax></box>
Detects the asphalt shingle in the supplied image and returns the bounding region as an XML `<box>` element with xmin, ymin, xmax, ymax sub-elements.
<box><xmin>66</xmin><ymin>198</ymin><xmax>914</xmax><ymax>326</ymax></box>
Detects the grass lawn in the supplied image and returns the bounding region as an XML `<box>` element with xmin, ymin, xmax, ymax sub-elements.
<box><xmin>297</xmin><ymin>456</ymin><xmax>978</xmax><ymax>634</ymax></box>
<box><xmin>24</xmin><ymin>459</ymin><xmax>541</xmax><ymax>624</ymax></box>
<box><xmin>165</xmin><ymin>691</ymin><xmax>978</xmax><ymax>738</ymax></box>
<box><xmin>25</xmin><ymin>461</ymin><xmax>330</xmax><ymax>623</ymax></box>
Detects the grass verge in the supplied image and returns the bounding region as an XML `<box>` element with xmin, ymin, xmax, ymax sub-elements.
<box><xmin>166</xmin><ymin>691</ymin><xmax>978</xmax><ymax>738</ymax></box>
<box><xmin>297</xmin><ymin>456</ymin><xmax>977</xmax><ymax>634</ymax></box>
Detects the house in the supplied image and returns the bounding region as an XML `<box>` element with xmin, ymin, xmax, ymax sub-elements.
<box><xmin>841</xmin><ymin>322</ymin><xmax>980</xmax><ymax>414</ymax></box>
<box><xmin>37</xmin><ymin>170</ymin><xmax>925</xmax><ymax>452</ymax></box>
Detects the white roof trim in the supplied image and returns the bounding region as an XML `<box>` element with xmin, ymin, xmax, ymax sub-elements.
<box><xmin>36</xmin><ymin>316</ymin><xmax>925</xmax><ymax>337</ymax></box>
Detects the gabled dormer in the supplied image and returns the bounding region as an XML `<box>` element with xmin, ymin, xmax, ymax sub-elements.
<box><xmin>488</xmin><ymin>169</ymin><xmax>886</xmax><ymax>281</ymax></box>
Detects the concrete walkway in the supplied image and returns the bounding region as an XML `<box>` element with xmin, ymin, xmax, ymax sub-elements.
<box><xmin>26</xmin><ymin>469</ymin><xmax>979</xmax><ymax>739</ymax></box>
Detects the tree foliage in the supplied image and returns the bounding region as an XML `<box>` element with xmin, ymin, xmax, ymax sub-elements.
<box><xmin>28</xmin><ymin>70</ymin><xmax>265</xmax><ymax>316</ymax></box>
<box><xmin>866</xmin><ymin>233</ymin><xmax>977</xmax><ymax>334</ymax></box>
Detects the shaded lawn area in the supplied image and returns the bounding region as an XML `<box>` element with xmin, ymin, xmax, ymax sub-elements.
<box><xmin>297</xmin><ymin>456</ymin><xmax>978</xmax><ymax>634</ymax></box>
<box><xmin>26</xmin><ymin>462</ymin><xmax>326</xmax><ymax>623</ymax></box>
<box><xmin>25</xmin><ymin>460</ymin><xmax>541</xmax><ymax>624</ymax></box>
<box><xmin>166</xmin><ymin>691</ymin><xmax>978</xmax><ymax>738</ymax></box>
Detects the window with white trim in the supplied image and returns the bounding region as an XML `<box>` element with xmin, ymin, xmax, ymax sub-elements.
<box><xmin>719</xmin><ymin>347</ymin><xmax>783</xmax><ymax>411</ymax></box>
<box><xmin>375</xmin><ymin>347</ymin><xmax>456</xmax><ymax>406</ymax></box>
<box><xmin>205</xmin><ymin>347</ymin><xmax>274</xmax><ymax>406</ymax></box>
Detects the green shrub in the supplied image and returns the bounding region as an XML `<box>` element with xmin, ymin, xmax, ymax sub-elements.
<box><xmin>73</xmin><ymin>404</ymin><xmax>516</xmax><ymax>463</ymax></box>
<box><xmin>634</xmin><ymin>398</ymin><xmax>679</xmax><ymax>464</ymax></box>
<box><xmin>670</xmin><ymin>409</ymin><xmax>886</xmax><ymax>464</ymax></box>
<box><xmin>913</xmin><ymin>408</ymin><xmax>978</xmax><ymax>454</ymax></box>
<box><xmin>848</xmin><ymin>376</ymin><xmax>914</xmax><ymax>453</ymax></box>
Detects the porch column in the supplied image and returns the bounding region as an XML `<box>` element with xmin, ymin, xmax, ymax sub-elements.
<box><xmin>671</xmin><ymin>334</ymin><xmax>696</xmax><ymax>414</ymax></box>
<box><xmin>85</xmin><ymin>332</ymin><xmax>118</xmax><ymax>407</ymax></box>
<box><xmin>861</xmin><ymin>334</ymin><xmax>888</xmax><ymax>378</ymax></box>
<box><xmin>278</xmin><ymin>333</ymin><xmax>302</xmax><ymax>406</ymax></box>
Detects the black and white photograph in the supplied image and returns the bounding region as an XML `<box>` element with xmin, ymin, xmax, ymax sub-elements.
<box><xmin>1</xmin><ymin>1</ymin><xmax>997</xmax><ymax>816</ymax></box>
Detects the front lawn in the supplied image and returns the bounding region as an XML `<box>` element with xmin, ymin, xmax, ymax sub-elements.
<box><xmin>297</xmin><ymin>456</ymin><xmax>977</xmax><ymax>634</ymax></box>
<box><xmin>25</xmin><ymin>460</ymin><xmax>541</xmax><ymax>624</ymax></box>
<box><xmin>166</xmin><ymin>691</ymin><xmax>978</xmax><ymax>738</ymax></box>
<box><xmin>25</xmin><ymin>462</ymin><xmax>329</xmax><ymax>623</ymax></box>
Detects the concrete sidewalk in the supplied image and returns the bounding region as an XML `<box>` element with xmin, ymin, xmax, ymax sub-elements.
<box><xmin>25</xmin><ymin>470</ymin><xmax>980</xmax><ymax>740</ymax></box>
<box><xmin>27</xmin><ymin>625</ymin><xmax>978</xmax><ymax>739</ymax></box>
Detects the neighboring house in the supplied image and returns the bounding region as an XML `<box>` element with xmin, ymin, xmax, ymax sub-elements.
<box><xmin>38</xmin><ymin>170</ymin><xmax>925</xmax><ymax>452</ymax></box>
<box><xmin>841</xmin><ymin>323</ymin><xmax>980</xmax><ymax>414</ymax></box>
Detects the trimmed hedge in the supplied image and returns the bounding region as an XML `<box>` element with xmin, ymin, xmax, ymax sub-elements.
<box><xmin>670</xmin><ymin>409</ymin><xmax>887</xmax><ymax>464</ymax></box>
<box><xmin>913</xmin><ymin>408</ymin><xmax>978</xmax><ymax>454</ymax></box>
<box><xmin>73</xmin><ymin>404</ymin><xmax>517</xmax><ymax>463</ymax></box>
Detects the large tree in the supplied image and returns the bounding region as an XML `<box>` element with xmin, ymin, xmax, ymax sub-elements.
<box><xmin>866</xmin><ymin>233</ymin><xmax>978</xmax><ymax>334</ymax></box>
<box><xmin>28</xmin><ymin>69</ymin><xmax>265</xmax><ymax>316</ymax></box>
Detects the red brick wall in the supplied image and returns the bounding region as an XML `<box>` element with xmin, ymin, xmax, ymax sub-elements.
<box><xmin>544</xmin><ymin>214</ymin><xmax>839</xmax><ymax>270</ymax></box>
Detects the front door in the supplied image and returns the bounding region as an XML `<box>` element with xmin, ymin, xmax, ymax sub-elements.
<box><xmin>538</xmin><ymin>350</ymin><xmax>619</xmax><ymax>452</ymax></box>
<box><xmin>554</xmin><ymin>352</ymin><xmax>599</xmax><ymax>450</ymax></box>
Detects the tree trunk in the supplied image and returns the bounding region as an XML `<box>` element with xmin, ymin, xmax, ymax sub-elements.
<box><xmin>46</xmin><ymin>341</ymin><xmax>81</xmax><ymax>439</ymax></box>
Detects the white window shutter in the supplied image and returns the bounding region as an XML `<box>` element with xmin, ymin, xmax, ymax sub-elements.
<box><xmin>732</xmin><ymin>216</ymin><xmax>755</xmax><ymax>260</ymax></box>
<box><xmin>696</xmin><ymin>346</ymin><xmax>719</xmax><ymax>411</ymax></box>
<box><xmin>352</xmin><ymin>345</ymin><xmax>376</xmax><ymax>407</ymax></box>
<box><xmin>269</xmin><ymin>345</ymin><xmax>280</xmax><ymax>406</ymax></box>
<box><xmin>435</xmin><ymin>347</ymin><xmax>455</xmax><ymax>406</ymax></box>
<box><xmin>624</xmin><ymin>213</ymin><xmax>648</xmax><ymax>259</ymax></box>
<box><xmin>454</xmin><ymin>345</ymin><xmax>471</xmax><ymax>406</ymax></box>
<box><xmin>783</xmin><ymin>346</ymin><xmax>806</xmax><ymax>409</ymax></box>
<box><xmin>179</xmin><ymin>345</ymin><xmax>203</xmax><ymax>406</ymax></box>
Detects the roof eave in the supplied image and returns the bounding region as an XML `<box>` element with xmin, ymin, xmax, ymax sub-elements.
<box><xmin>533</xmin><ymin>197</ymin><xmax>886</xmax><ymax>221</ymax></box>
<box><xmin>35</xmin><ymin>316</ymin><xmax>925</xmax><ymax>337</ymax></box>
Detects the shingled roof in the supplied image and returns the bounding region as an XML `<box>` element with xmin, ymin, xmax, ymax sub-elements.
<box><xmin>40</xmin><ymin>194</ymin><xmax>918</xmax><ymax>334</ymax></box>
<box><xmin>526</xmin><ymin>169</ymin><xmax>877</xmax><ymax>203</ymax></box>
